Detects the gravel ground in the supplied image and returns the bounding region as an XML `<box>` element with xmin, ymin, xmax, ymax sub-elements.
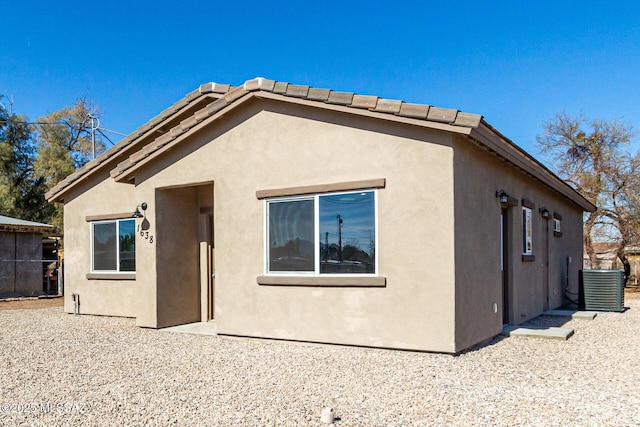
<box><xmin>0</xmin><ymin>296</ymin><xmax>63</xmax><ymax>310</ymax></box>
<box><xmin>1</xmin><ymin>294</ymin><xmax>639</xmax><ymax>426</ymax></box>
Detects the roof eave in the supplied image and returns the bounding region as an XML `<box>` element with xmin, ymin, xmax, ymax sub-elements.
<box><xmin>45</xmin><ymin>77</ymin><xmax>595</xmax><ymax>215</ymax></box>
<box><xmin>112</xmin><ymin>87</ymin><xmax>480</xmax><ymax>183</ymax></box>
<box><xmin>45</xmin><ymin>85</ymin><xmax>228</xmax><ymax>203</ymax></box>
<box><xmin>470</xmin><ymin>121</ymin><xmax>596</xmax><ymax>212</ymax></box>
<box><xmin>113</xmin><ymin>91</ymin><xmax>257</xmax><ymax>183</ymax></box>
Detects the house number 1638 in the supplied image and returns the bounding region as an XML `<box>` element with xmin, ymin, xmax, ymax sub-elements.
<box><xmin>136</xmin><ymin>225</ymin><xmax>154</xmax><ymax>244</ymax></box>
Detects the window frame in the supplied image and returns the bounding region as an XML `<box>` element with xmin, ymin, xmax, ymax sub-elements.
<box><xmin>553</xmin><ymin>212</ymin><xmax>563</xmax><ymax>237</ymax></box>
<box><xmin>522</xmin><ymin>206</ymin><xmax>533</xmax><ymax>256</ymax></box>
<box><xmin>263</xmin><ymin>189</ymin><xmax>378</xmax><ymax>277</ymax></box>
<box><xmin>90</xmin><ymin>218</ymin><xmax>136</xmax><ymax>274</ymax></box>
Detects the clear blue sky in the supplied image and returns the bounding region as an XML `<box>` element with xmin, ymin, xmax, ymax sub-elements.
<box><xmin>2</xmin><ymin>1</ymin><xmax>639</xmax><ymax>161</ymax></box>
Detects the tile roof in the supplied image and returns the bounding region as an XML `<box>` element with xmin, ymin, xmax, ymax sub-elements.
<box><xmin>44</xmin><ymin>77</ymin><xmax>595</xmax><ymax>212</ymax></box>
<box><xmin>44</xmin><ymin>83</ymin><xmax>230</xmax><ymax>201</ymax></box>
<box><xmin>45</xmin><ymin>77</ymin><xmax>482</xmax><ymax>202</ymax></box>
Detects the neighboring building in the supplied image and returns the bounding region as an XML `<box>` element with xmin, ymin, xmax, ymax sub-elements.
<box><xmin>0</xmin><ymin>215</ymin><xmax>53</xmax><ymax>296</ymax></box>
<box><xmin>583</xmin><ymin>243</ymin><xmax>640</xmax><ymax>286</ymax></box>
<box><xmin>45</xmin><ymin>78</ymin><xmax>595</xmax><ymax>353</ymax></box>
<box><xmin>583</xmin><ymin>242</ymin><xmax>618</xmax><ymax>270</ymax></box>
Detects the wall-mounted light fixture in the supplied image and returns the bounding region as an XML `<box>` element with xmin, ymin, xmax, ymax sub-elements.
<box><xmin>132</xmin><ymin>202</ymin><xmax>147</xmax><ymax>219</ymax></box>
<box><xmin>496</xmin><ymin>190</ymin><xmax>510</xmax><ymax>205</ymax></box>
<box><xmin>539</xmin><ymin>207</ymin><xmax>551</xmax><ymax>219</ymax></box>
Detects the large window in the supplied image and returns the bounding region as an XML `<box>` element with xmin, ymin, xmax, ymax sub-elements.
<box><xmin>92</xmin><ymin>219</ymin><xmax>136</xmax><ymax>272</ymax></box>
<box><xmin>267</xmin><ymin>190</ymin><xmax>376</xmax><ymax>275</ymax></box>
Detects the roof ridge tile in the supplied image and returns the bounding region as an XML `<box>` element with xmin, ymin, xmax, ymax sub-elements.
<box><xmin>244</xmin><ymin>78</ymin><xmax>276</xmax><ymax>92</ymax></box>
<box><xmin>398</xmin><ymin>102</ymin><xmax>430</xmax><ymax>119</ymax></box>
<box><xmin>110</xmin><ymin>159</ymin><xmax>133</xmax><ymax>178</ymax></box>
<box><xmin>427</xmin><ymin>106</ymin><xmax>458</xmax><ymax>123</ymax></box>
<box><xmin>206</xmin><ymin>97</ymin><xmax>230</xmax><ymax>115</ymax></box>
<box><xmin>199</xmin><ymin>82</ymin><xmax>231</xmax><ymax>94</ymax></box>
<box><xmin>152</xmin><ymin>132</ymin><xmax>174</xmax><ymax>148</ymax></box>
<box><xmin>169</xmin><ymin>123</ymin><xmax>187</xmax><ymax>138</ymax></box>
<box><xmin>285</xmin><ymin>84</ymin><xmax>309</xmax><ymax>98</ymax></box>
<box><xmin>453</xmin><ymin>112</ymin><xmax>482</xmax><ymax>127</ymax></box>
<box><xmin>194</xmin><ymin>106</ymin><xmax>212</xmax><ymax>122</ymax></box>
<box><xmin>180</xmin><ymin>115</ymin><xmax>199</xmax><ymax>131</ymax></box>
<box><xmin>184</xmin><ymin>89</ymin><xmax>201</xmax><ymax>102</ymax></box>
<box><xmin>351</xmin><ymin>94</ymin><xmax>379</xmax><ymax>109</ymax></box>
<box><xmin>306</xmin><ymin>88</ymin><xmax>330</xmax><ymax>102</ymax></box>
<box><xmin>325</xmin><ymin>91</ymin><xmax>354</xmax><ymax>105</ymax></box>
<box><xmin>373</xmin><ymin>99</ymin><xmax>402</xmax><ymax>114</ymax></box>
<box><xmin>224</xmin><ymin>86</ymin><xmax>248</xmax><ymax>103</ymax></box>
<box><xmin>273</xmin><ymin>81</ymin><xmax>289</xmax><ymax>94</ymax></box>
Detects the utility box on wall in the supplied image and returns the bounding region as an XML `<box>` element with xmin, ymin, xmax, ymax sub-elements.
<box><xmin>579</xmin><ymin>269</ymin><xmax>625</xmax><ymax>312</ymax></box>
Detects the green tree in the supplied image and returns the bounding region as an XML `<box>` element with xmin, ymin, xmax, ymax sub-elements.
<box><xmin>0</xmin><ymin>96</ymin><xmax>51</xmax><ymax>222</ymax></box>
<box><xmin>34</xmin><ymin>98</ymin><xmax>106</xmax><ymax>230</ymax></box>
<box><xmin>537</xmin><ymin>112</ymin><xmax>639</xmax><ymax>283</ymax></box>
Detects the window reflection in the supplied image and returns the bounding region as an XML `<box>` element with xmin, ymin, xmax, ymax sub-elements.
<box><xmin>93</xmin><ymin>222</ymin><xmax>117</xmax><ymax>271</ymax></box>
<box><xmin>266</xmin><ymin>190</ymin><xmax>377</xmax><ymax>275</ymax></box>
<box><xmin>268</xmin><ymin>199</ymin><xmax>314</xmax><ymax>272</ymax></box>
<box><xmin>92</xmin><ymin>219</ymin><xmax>136</xmax><ymax>272</ymax></box>
<box><xmin>119</xmin><ymin>219</ymin><xmax>136</xmax><ymax>272</ymax></box>
<box><xmin>319</xmin><ymin>192</ymin><xmax>375</xmax><ymax>274</ymax></box>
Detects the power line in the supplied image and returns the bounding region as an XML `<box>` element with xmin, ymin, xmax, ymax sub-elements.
<box><xmin>96</xmin><ymin>128</ymin><xmax>115</xmax><ymax>146</ymax></box>
<box><xmin>99</xmin><ymin>127</ymin><xmax>127</xmax><ymax>137</ymax></box>
<box><xmin>1</xmin><ymin>118</ymin><xmax>124</xmax><ymax>146</ymax></box>
<box><xmin>0</xmin><ymin>119</ymin><xmax>61</xmax><ymax>125</ymax></box>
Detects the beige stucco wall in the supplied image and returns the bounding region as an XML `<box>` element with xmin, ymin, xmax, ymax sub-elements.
<box><xmin>61</xmin><ymin>167</ymin><xmax>152</xmax><ymax>318</ymax></box>
<box><xmin>452</xmin><ymin>135</ymin><xmax>584</xmax><ymax>351</ymax></box>
<box><xmin>128</xmin><ymin>100</ymin><xmax>458</xmax><ymax>352</ymax></box>
<box><xmin>155</xmin><ymin>185</ymin><xmax>202</xmax><ymax>328</ymax></box>
<box><xmin>61</xmin><ymin>96</ymin><xmax>586</xmax><ymax>353</ymax></box>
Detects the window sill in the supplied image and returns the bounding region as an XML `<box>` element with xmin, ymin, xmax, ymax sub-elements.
<box><xmin>554</xmin><ymin>231</ymin><xmax>563</xmax><ymax>237</ymax></box>
<box><xmin>521</xmin><ymin>255</ymin><xmax>536</xmax><ymax>262</ymax></box>
<box><xmin>87</xmin><ymin>273</ymin><xmax>136</xmax><ymax>280</ymax></box>
<box><xmin>257</xmin><ymin>275</ymin><xmax>386</xmax><ymax>287</ymax></box>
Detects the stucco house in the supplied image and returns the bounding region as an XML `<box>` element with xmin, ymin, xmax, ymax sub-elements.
<box><xmin>46</xmin><ymin>78</ymin><xmax>595</xmax><ymax>353</ymax></box>
<box><xmin>0</xmin><ymin>215</ymin><xmax>53</xmax><ymax>296</ymax></box>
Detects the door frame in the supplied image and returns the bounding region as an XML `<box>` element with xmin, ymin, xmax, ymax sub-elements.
<box><xmin>200</xmin><ymin>211</ymin><xmax>214</xmax><ymax>321</ymax></box>
<box><xmin>501</xmin><ymin>207</ymin><xmax>511</xmax><ymax>324</ymax></box>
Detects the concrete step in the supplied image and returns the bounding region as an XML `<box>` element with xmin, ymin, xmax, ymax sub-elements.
<box><xmin>160</xmin><ymin>321</ymin><xmax>217</xmax><ymax>336</ymax></box>
<box><xmin>543</xmin><ymin>309</ymin><xmax>597</xmax><ymax>320</ymax></box>
<box><xmin>501</xmin><ymin>324</ymin><xmax>574</xmax><ymax>340</ymax></box>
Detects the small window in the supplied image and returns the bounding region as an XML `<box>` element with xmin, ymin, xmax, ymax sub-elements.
<box><xmin>553</xmin><ymin>212</ymin><xmax>563</xmax><ymax>237</ymax></box>
<box><xmin>267</xmin><ymin>190</ymin><xmax>376</xmax><ymax>275</ymax></box>
<box><xmin>522</xmin><ymin>207</ymin><xmax>533</xmax><ymax>255</ymax></box>
<box><xmin>91</xmin><ymin>219</ymin><xmax>136</xmax><ymax>272</ymax></box>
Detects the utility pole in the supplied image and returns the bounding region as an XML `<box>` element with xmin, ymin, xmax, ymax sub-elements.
<box><xmin>337</xmin><ymin>214</ymin><xmax>343</xmax><ymax>262</ymax></box>
<box><xmin>324</xmin><ymin>231</ymin><xmax>329</xmax><ymax>261</ymax></box>
<box><xmin>88</xmin><ymin>113</ymin><xmax>100</xmax><ymax>160</ymax></box>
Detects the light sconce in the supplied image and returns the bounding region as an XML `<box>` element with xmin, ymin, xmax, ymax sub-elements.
<box><xmin>132</xmin><ymin>202</ymin><xmax>147</xmax><ymax>219</ymax></box>
<box><xmin>496</xmin><ymin>190</ymin><xmax>510</xmax><ymax>205</ymax></box>
<box><xmin>539</xmin><ymin>207</ymin><xmax>551</xmax><ymax>219</ymax></box>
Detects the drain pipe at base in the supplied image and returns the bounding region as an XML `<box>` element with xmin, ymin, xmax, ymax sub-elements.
<box><xmin>564</xmin><ymin>256</ymin><xmax>579</xmax><ymax>307</ymax></box>
<box><xmin>71</xmin><ymin>293</ymin><xmax>79</xmax><ymax>316</ymax></box>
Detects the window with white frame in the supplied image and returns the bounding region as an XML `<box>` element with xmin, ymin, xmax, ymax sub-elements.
<box><xmin>553</xmin><ymin>218</ymin><xmax>561</xmax><ymax>233</ymax></box>
<box><xmin>91</xmin><ymin>219</ymin><xmax>136</xmax><ymax>272</ymax></box>
<box><xmin>522</xmin><ymin>207</ymin><xmax>533</xmax><ymax>255</ymax></box>
<box><xmin>266</xmin><ymin>190</ymin><xmax>376</xmax><ymax>275</ymax></box>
